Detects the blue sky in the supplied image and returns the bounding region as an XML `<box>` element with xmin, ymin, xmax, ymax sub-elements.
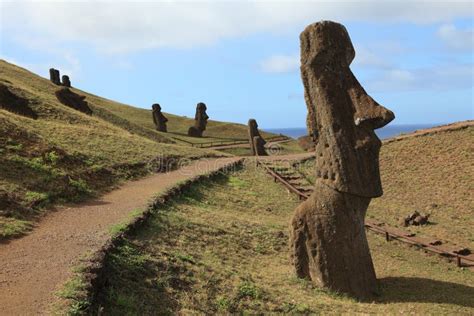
<box><xmin>1</xmin><ymin>1</ymin><xmax>473</xmax><ymax>128</ymax></box>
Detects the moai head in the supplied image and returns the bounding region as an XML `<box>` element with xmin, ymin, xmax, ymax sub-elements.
<box><xmin>62</xmin><ymin>75</ymin><xmax>71</xmax><ymax>87</ymax></box>
<box><xmin>152</xmin><ymin>103</ymin><xmax>161</xmax><ymax>112</ymax></box>
<box><xmin>300</xmin><ymin>21</ymin><xmax>394</xmax><ymax>198</ymax></box>
<box><xmin>248</xmin><ymin>118</ymin><xmax>258</xmax><ymax>132</ymax></box>
<box><xmin>49</xmin><ymin>68</ymin><xmax>61</xmax><ymax>85</ymax></box>
<box><xmin>195</xmin><ymin>102</ymin><xmax>209</xmax><ymax>131</ymax></box>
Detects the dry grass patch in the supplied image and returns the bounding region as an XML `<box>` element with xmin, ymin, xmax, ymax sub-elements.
<box><xmin>95</xmin><ymin>165</ymin><xmax>474</xmax><ymax>315</ymax></box>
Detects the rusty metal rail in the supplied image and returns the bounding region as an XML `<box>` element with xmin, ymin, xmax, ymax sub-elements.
<box><xmin>257</xmin><ymin>157</ymin><xmax>474</xmax><ymax>269</ymax></box>
<box><xmin>257</xmin><ymin>160</ymin><xmax>309</xmax><ymax>200</ymax></box>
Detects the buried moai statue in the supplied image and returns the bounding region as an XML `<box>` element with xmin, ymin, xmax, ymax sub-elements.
<box><xmin>152</xmin><ymin>103</ymin><xmax>168</xmax><ymax>132</ymax></box>
<box><xmin>49</xmin><ymin>68</ymin><xmax>61</xmax><ymax>85</ymax></box>
<box><xmin>289</xmin><ymin>21</ymin><xmax>394</xmax><ymax>300</ymax></box>
<box><xmin>62</xmin><ymin>75</ymin><xmax>71</xmax><ymax>87</ymax></box>
<box><xmin>248</xmin><ymin>119</ymin><xmax>267</xmax><ymax>156</ymax></box>
<box><xmin>0</xmin><ymin>84</ymin><xmax>38</xmax><ymax>119</ymax></box>
<box><xmin>187</xmin><ymin>102</ymin><xmax>209</xmax><ymax>137</ymax></box>
<box><xmin>55</xmin><ymin>87</ymin><xmax>93</xmax><ymax>115</ymax></box>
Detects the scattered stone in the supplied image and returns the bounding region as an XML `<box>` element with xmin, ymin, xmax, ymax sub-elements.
<box><xmin>289</xmin><ymin>20</ymin><xmax>395</xmax><ymax>300</ymax></box>
<box><xmin>187</xmin><ymin>102</ymin><xmax>209</xmax><ymax>137</ymax></box>
<box><xmin>453</xmin><ymin>248</ymin><xmax>471</xmax><ymax>256</ymax></box>
<box><xmin>0</xmin><ymin>84</ymin><xmax>38</xmax><ymax>119</ymax></box>
<box><xmin>151</xmin><ymin>103</ymin><xmax>168</xmax><ymax>132</ymax></box>
<box><xmin>62</xmin><ymin>75</ymin><xmax>71</xmax><ymax>87</ymax></box>
<box><xmin>49</xmin><ymin>68</ymin><xmax>61</xmax><ymax>85</ymax></box>
<box><xmin>55</xmin><ymin>87</ymin><xmax>92</xmax><ymax>115</ymax></box>
<box><xmin>248</xmin><ymin>118</ymin><xmax>267</xmax><ymax>156</ymax></box>
<box><xmin>401</xmin><ymin>211</ymin><xmax>430</xmax><ymax>227</ymax></box>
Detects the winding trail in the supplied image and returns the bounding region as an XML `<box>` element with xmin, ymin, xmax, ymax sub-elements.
<box><xmin>0</xmin><ymin>157</ymin><xmax>240</xmax><ymax>315</ymax></box>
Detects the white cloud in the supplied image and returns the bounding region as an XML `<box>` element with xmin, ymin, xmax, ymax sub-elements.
<box><xmin>353</xmin><ymin>46</ymin><xmax>392</xmax><ymax>68</ymax></box>
<box><xmin>366</xmin><ymin>63</ymin><xmax>473</xmax><ymax>92</ymax></box>
<box><xmin>437</xmin><ymin>23</ymin><xmax>474</xmax><ymax>51</ymax></box>
<box><xmin>2</xmin><ymin>1</ymin><xmax>473</xmax><ymax>54</ymax></box>
<box><xmin>260</xmin><ymin>55</ymin><xmax>299</xmax><ymax>73</ymax></box>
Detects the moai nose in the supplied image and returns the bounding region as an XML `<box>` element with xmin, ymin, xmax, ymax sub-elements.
<box><xmin>354</xmin><ymin>94</ymin><xmax>395</xmax><ymax>130</ymax></box>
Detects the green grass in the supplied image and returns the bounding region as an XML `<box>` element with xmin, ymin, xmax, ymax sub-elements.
<box><xmin>0</xmin><ymin>60</ymin><xmax>230</xmax><ymax>239</ymax></box>
<box><xmin>92</xmin><ymin>165</ymin><xmax>474</xmax><ymax>314</ymax></box>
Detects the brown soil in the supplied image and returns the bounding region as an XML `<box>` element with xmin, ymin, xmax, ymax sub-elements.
<box><xmin>0</xmin><ymin>157</ymin><xmax>239</xmax><ymax>315</ymax></box>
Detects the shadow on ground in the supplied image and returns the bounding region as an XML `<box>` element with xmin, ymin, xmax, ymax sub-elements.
<box><xmin>378</xmin><ymin>277</ymin><xmax>474</xmax><ymax>308</ymax></box>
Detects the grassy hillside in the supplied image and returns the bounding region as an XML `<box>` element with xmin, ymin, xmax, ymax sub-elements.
<box><xmin>85</xmin><ymin>166</ymin><xmax>473</xmax><ymax>314</ymax></box>
<box><xmin>0</xmin><ymin>60</ymin><xmax>228</xmax><ymax>239</ymax></box>
<box><xmin>73</xmin><ymin>81</ymin><xmax>276</xmax><ymax>144</ymax></box>
<box><xmin>368</xmin><ymin>124</ymin><xmax>474</xmax><ymax>250</ymax></box>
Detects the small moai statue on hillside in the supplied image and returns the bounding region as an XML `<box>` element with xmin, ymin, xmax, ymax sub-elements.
<box><xmin>152</xmin><ymin>103</ymin><xmax>168</xmax><ymax>132</ymax></box>
<box><xmin>49</xmin><ymin>68</ymin><xmax>61</xmax><ymax>85</ymax></box>
<box><xmin>247</xmin><ymin>118</ymin><xmax>267</xmax><ymax>156</ymax></box>
<box><xmin>289</xmin><ymin>21</ymin><xmax>394</xmax><ymax>300</ymax></box>
<box><xmin>62</xmin><ymin>75</ymin><xmax>71</xmax><ymax>87</ymax></box>
<box><xmin>187</xmin><ymin>102</ymin><xmax>209</xmax><ymax>137</ymax></box>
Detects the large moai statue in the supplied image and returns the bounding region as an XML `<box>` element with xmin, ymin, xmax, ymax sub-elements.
<box><xmin>247</xmin><ymin>119</ymin><xmax>267</xmax><ymax>156</ymax></box>
<box><xmin>152</xmin><ymin>103</ymin><xmax>168</xmax><ymax>132</ymax></box>
<box><xmin>62</xmin><ymin>75</ymin><xmax>71</xmax><ymax>87</ymax></box>
<box><xmin>187</xmin><ymin>102</ymin><xmax>209</xmax><ymax>137</ymax></box>
<box><xmin>289</xmin><ymin>21</ymin><xmax>395</xmax><ymax>300</ymax></box>
<box><xmin>49</xmin><ymin>68</ymin><xmax>61</xmax><ymax>85</ymax></box>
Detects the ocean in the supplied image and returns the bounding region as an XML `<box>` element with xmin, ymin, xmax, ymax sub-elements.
<box><xmin>264</xmin><ymin>124</ymin><xmax>439</xmax><ymax>140</ymax></box>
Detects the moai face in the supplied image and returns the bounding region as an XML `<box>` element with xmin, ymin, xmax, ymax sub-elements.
<box><xmin>300</xmin><ymin>21</ymin><xmax>394</xmax><ymax>198</ymax></box>
<box><xmin>248</xmin><ymin>119</ymin><xmax>258</xmax><ymax>132</ymax></box>
<box><xmin>152</xmin><ymin>103</ymin><xmax>161</xmax><ymax>112</ymax></box>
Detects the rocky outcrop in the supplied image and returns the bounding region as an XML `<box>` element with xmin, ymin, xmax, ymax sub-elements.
<box><xmin>289</xmin><ymin>21</ymin><xmax>395</xmax><ymax>300</ymax></box>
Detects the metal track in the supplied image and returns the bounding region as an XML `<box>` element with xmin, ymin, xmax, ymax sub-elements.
<box><xmin>257</xmin><ymin>158</ymin><xmax>474</xmax><ymax>269</ymax></box>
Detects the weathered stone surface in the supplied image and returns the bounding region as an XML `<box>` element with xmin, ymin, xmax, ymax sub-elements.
<box><xmin>248</xmin><ymin>119</ymin><xmax>267</xmax><ymax>156</ymax></box>
<box><xmin>49</xmin><ymin>68</ymin><xmax>61</xmax><ymax>85</ymax></box>
<box><xmin>0</xmin><ymin>84</ymin><xmax>38</xmax><ymax>119</ymax></box>
<box><xmin>62</xmin><ymin>75</ymin><xmax>71</xmax><ymax>87</ymax></box>
<box><xmin>253</xmin><ymin>136</ymin><xmax>267</xmax><ymax>156</ymax></box>
<box><xmin>152</xmin><ymin>103</ymin><xmax>168</xmax><ymax>132</ymax></box>
<box><xmin>55</xmin><ymin>87</ymin><xmax>93</xmax><ymax>115</ymax></box>
<box><xmin>187</xmin><ymin>102</ymin><xmax>209</xmax><ymax>137</ymax></box>
<box><xmin>289</xmin><ymin>21</ymin><xmax>394</xmax><ymax>300</ymax></box>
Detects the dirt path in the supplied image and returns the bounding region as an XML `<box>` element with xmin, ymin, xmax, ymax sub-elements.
<box><xmin>0</xmin><ymin>157</ymin><xmax>240</xmax><ymax>315</ymax></box>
